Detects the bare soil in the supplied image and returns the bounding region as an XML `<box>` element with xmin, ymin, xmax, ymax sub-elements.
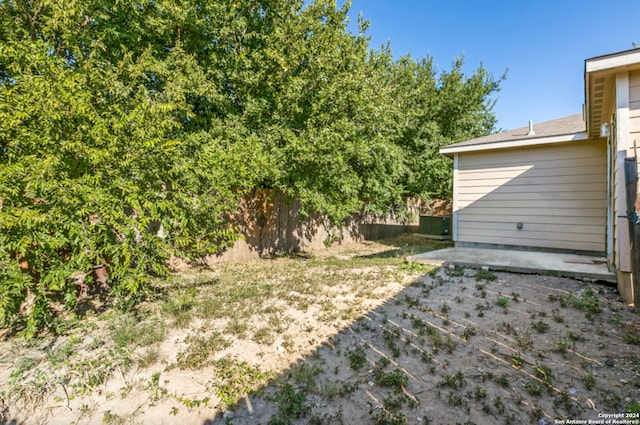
<box><xmin>1</xmin><ymin>235</ymin><xmax>639</xmax><ymax>425</ymax></box>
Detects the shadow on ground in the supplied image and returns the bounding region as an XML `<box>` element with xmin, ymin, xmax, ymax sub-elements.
<box><xmin>202</xmin><ymin>266</ymin><xmax>640</xmax><ymax>424</ymax></box>
<box><xmin>356</xmin><ymin>237</ymin><xmax>452</xmax><ymax>260</ymax></box>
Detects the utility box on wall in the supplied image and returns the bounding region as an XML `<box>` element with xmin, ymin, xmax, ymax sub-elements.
<box><xmin>418</xmin><ymin>216</ymin><xmax>451</xmax><ymax>240</ymax></box>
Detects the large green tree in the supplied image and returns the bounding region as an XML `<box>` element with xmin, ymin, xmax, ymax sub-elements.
<box><xmin>0</xmin><ymin>0</ymin><xmax>265</xmax><ymax>334</ymax></box>
<box><xmin>0</xmin><ymin>0</ymin><xmax>502</xmax><ymax>334</ymax></box>
<box><xmin>388</xmin><ymin>56</ymin><xmax>503</xmax><ymax>200</ymax></box>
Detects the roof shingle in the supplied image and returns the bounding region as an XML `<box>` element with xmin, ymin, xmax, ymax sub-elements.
<box><xmin>444</xmin><ymin>113</ymin><xmax>586</xmax><ymax>149</ymax></box>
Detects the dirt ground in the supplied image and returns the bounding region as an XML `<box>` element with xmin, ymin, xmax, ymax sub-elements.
<box><xmin>1</xmin><ymin>236</ymin><xmax>640</xmax><ymax>425</ymax></box>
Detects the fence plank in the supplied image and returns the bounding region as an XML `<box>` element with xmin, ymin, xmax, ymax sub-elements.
<box><xmin>203</xmin><ymin>189</ymin><xmax>442</xmax><ymax>265</ymax></box>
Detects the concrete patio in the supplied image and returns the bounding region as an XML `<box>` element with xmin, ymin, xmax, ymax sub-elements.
<box><xmin>407</xmin><ymin>247</ymin><xmax>616</xmax><ymax>282</ymax></box>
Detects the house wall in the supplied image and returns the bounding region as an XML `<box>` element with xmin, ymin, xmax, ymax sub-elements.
<box><xmin>615</xmin><ymin>70</ymin><xmax>640</xmax><ymax>304</ymax></box>
<box><xmin>630</xmin><ymin>71</ymin><xmax>640</xmax><ymax>143</ymax></box>
<box><xmin>455</xmin><ymin>141</ymin><xmax>607</xmax><ymax>253</ymax></box>
<box><xmin>610</xmin><ymin>71</ymin><xmax>639</xmax><ymax>273</ymax></box>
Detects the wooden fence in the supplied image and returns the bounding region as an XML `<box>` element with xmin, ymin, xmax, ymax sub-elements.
<box><xmin>202</xmin><ymin>189</ymin><xmax>450</xmax><ymax>266</ymax></box>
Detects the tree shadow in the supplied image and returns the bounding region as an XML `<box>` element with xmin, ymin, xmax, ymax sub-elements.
<box><xmin>0</xmin><ymin>419</ymin><xmax>23</xmax><ymax>425</ymax></box>
<box><xmin>199</xmin><ymin>266</ymin><xmax>630</xmax><ymax>424</ymax></box>
<box><xmin>356</xmin><ymin>238</ymin><xmax>452</xmax><ymax>260</ymax></box>
<box><xmin>207</xmin><ymin>189</ymin><xmax>438</xmax><ymax>265</ymax></box>
<box><xmin>1</xmin><ymin>399</ymin><xmax>23</xmax><ymax>425</ymax></box>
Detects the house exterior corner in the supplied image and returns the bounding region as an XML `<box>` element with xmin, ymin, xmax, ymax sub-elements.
<box><xmin>440</xmin><ymin>48</ymin><xmax>640</xmax><ymax>306</ymax></box>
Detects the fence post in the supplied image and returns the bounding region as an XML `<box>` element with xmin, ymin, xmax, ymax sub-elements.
<box><xmin>624</xmin><ymin>156</ymin><xmax>640</xmax><ymax>306</ymax></box>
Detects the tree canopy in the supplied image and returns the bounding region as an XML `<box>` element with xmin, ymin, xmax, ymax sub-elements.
<box><xmin>0</xmin><ymin>0</ymin><xmax>503</xmax><ymax>334</ymax></box>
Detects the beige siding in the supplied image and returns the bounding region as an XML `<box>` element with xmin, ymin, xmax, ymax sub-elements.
<box><xmin>456</xmin><ymin>141</ymin><xmax>607</xmax><ymax>253</ymax></box>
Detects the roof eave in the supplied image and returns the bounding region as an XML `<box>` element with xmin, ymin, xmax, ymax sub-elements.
<box><xmin>440</xmin><ymin>131</ymin><xmax>590</xmax><ymax>157</ymax></box>
<box><xmin>585</xmin><ymin>49</ymin><xmax>640</xmax><ymax>138</ymax></box>
<box><xmin>585</xmin><ymin>48</ymin><xmax>640</xmax><ymax>73</ymax></box>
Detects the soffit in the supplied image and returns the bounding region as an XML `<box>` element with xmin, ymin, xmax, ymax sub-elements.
<box><xmin>585</xmin><ymin>48</ymin><xmax>640</xmax><ymax>138</ymax></box>
<box><xmin>585</xmin><ymin>72</ymin><xmax>615</xmax><ymax>139</ymax></box>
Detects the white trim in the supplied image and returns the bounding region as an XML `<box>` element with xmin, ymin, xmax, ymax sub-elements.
<box><xmin>586</xmin><ymin>50</ymin><xmax>640</xmax><ymax>73</ymax></box>
<box><xmin>616</xmin><ymin>72</ymin><xmax>630</xmax><ymax>143</ymax></box>
<box><xmin>452</xmin><ymin>153</ymin><xmax>459</xmax><ymax>241</ymax></box>
<box><xmin>616</xmin><ymin>71</ymin><xmax>632</xmax><ymax>272</ymax></box>
<box><xmin>440</xmin><ymin>132</ymin><xmax>589</xmax><ymax>156</ymax></box>
<box><xmin>606</xmin><ymin>134</ymin><xmax>614</xmax><ymax>265</ymax></box>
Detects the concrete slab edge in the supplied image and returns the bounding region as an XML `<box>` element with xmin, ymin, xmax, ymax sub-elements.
<box><xmin>412</xmin><ymin>259</ymin><xmax>617</xmax><ymax>283</ymax></box>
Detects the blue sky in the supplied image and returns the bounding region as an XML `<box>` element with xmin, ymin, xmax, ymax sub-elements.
<box><xmin>342</xmin><ymin>0</ymin><xmax>640</xmax><ymax>131</ymax></box>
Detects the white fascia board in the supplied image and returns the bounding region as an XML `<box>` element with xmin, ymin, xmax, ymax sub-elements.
<box><xmin>452</xmin><ymin>153</ymin><xmax>458</xmax><ymax>242</ymax></box>
<box><xmin>586</xmin><ymin>50</ymin><xmax>640</xmax><ymax>73</ymax></box>
<box><xmin>440</xmin><ymin>132</ymin><xmax>590</xmax><ymax>156</ymax></box>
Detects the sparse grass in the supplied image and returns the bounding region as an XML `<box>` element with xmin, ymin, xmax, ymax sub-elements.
<box><xmin>288</xmin><ymin>362</ymin><xmax>323</xmax><ymax>390</ymax></box>
<box><xmin>319</xmin><ymin>381</ymin><xmax>358</xmax><ymax>400</ymax></box>
<box><xmin>525</xmin><ymin>380</ymin><xmax>544</xmax><ymax>396</ymax></box>
<box><xmin>495</xmin><ymin>296</ymin><xmax>510</xmax><ymax>309</ymax></box>
<box><xmin>399</xmin><ymin>261</ymin><xmax>433</xmax><ymax>273</ymax></box>
<box><xmin>460</xmin><ymin>326</ymin><xmax>477</xmax><ymax>341</ymax></box>
<box><xmin>253</xmin><ymin>326</ymin><xmax>275</xmax><ymax>345</ymax></box>
<box><xmin>553</xmin><ymin>336</ymin><xmax>569</xmax><ymax>354</ymax></box>
<box><xmin>176</xmin><ymin>332</ymin><xmax>232</xmax><ymax>370</ymax></box>
<box><xmin>403</xmin><ymin>294</ymin><xmax>420</xmax><ymax>308</ymax></box>
<box><xmin>494</xmin><ymin>374</ymin><xmax>510</xmax><ymax>388</ymax></box>
<box><xmin>627</xmin><ymin>402</ymin><xmax>640</xmax><ymax>414</ymax></box>
<box><xmin>445</xmin><ymin>266</ymin><xmax>466</xmax><ymax>277</ymax></box>
<box><xmin>533</xmin><ymin>363</ymin><xmax>553</xmax><ymax>384</ymax></box>
<box><xmin>102</xmin><ymin>410</ymin><xmax>126</xmax><ymax>424</ymax></box>
<box><xmin>472</xmin><ymin>385</ymin><xmax>487</xmax><ymax>399</ymax></box>
<box><xmin>437</xmin><ymin>370</ymin><xmax>466</xmax><ymax>390</ymax></box>
<box><xmin>582</xmin><ymin>373</ymin><xmax>596</xmax><ymax>390</ymax></box>
<box><xmin>475</xmin><ymin>269</ymin><xmax>497</xmax><ymax>281</ymax></box>
<box><xmin>162</xmin><ymin>288</ymin><xmax>197</xmax><ymax>327</ymax></box>
<box><xmin>374</xmin><ymin>368</ymin><xmax>408</xmax><ymax>389</ymax></box>
<box><xmin>269</xmin><ymin>383</ymin><xmax>311</xmax><ymax>425</ymax></box>
<box><xmin>427</xmin><ymin>326</ymin><xmax>442</xmax><ymax>353</ymax></box>
<box><xmin>70</xmin><ymin>348</ymin><xmax>132</xmax><ymax>396</ymax></box>
<box><xmin>382</xmin><ymin>326</ymin><xmax>402</xmax><ymax>358</ymax></box>
<box><xmin>531</xmin><ymin>320</ymin><xmax>550</xmax><ymax>334</ymax></box>
<box><xmin>373</xmin><ymin>358</ymin><xmax>407</xmax><ymax>390</ymax></box>
<box><xmin>2</xmin><ymin>234</ymin><xmax>637</xmax><ymax>425</ymax></box>
<box><xmin>507</xmin><ymin>354</ymin><xmax>524</xmax><ymax>368</ymax></box>
<box><xmin>549</xmin><ymin>288</ymin><xmax>602</xmax><ymax>319</ymax></box>
<box><xmin>443</xmin><ymin>336</ymin><xmax>458</xmax><ymax>354</ymax></box>
<box><xmin>552</xmin><ymin>309</ymin><xmax>565</xmax><ymax>323</ymax></box>
<box><xmin>369</xmin><ymin>405</ymin><xmax>408</xmax><ymax>425</ymax></box>
<box><xmin>445</xmin><ymin>391</ymin><xmax>466</xmax><ymax>407</ymax></box>
<box><xmin>110</xmin><ymin>315</ymin><xmax>165</xmax><ymax>348</ymax></box>
<box><xmin>137</xmin><ymin>347</ymin><xmax>160</xmax><ymax>368</ymax></box>
<box><xmin>226</xmin><ymin>318</ymin><xmax>249</xmax><ymax>337</ymax></box>
<box><xmin>346</xmin><ymin>345</ymin><xmax>367</xmax><ymax>371</ymax></box>
<box><xmin>213</xmin><ymin>357</ymin><xmax>271</xmax><ymax>406</ymax></box>
<box><xmin>625</xmin><ymin>330</ymin><xmax>640</xmax><ymax>345</ymax></box>
<box><xmin>410</xmin><ymin>315</ymin><xmax>428</xmax><ymax>334</ymax></box>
